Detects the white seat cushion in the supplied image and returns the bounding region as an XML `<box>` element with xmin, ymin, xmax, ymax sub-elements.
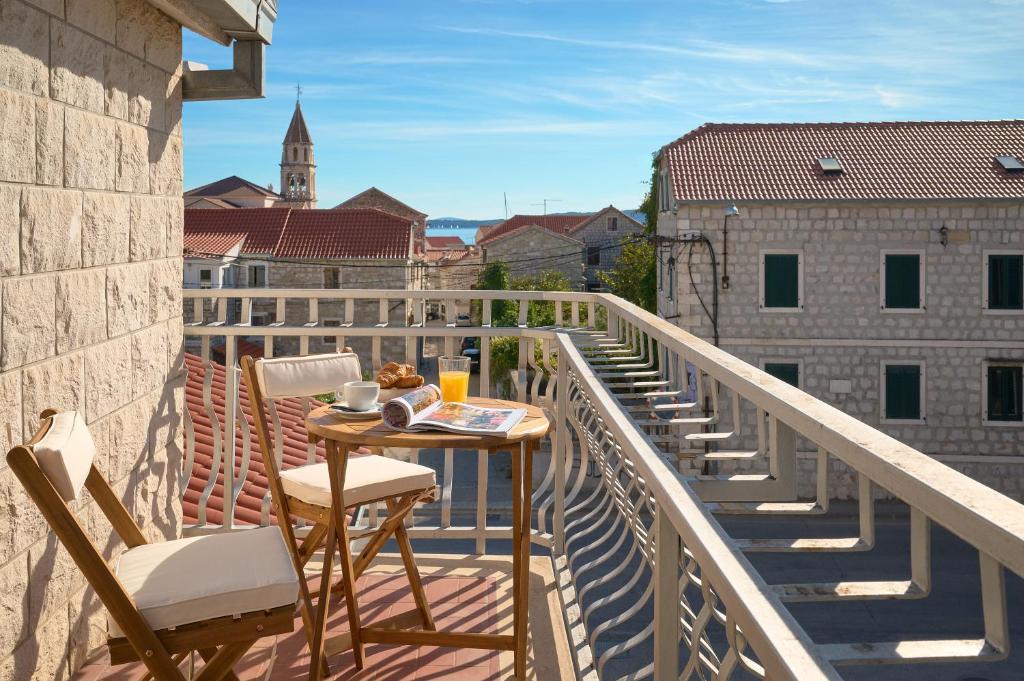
<box><xmin>109</xmin><ymin>526</ymin><xmax>298</xmax><ymax>637</ymax></box>
<box><xmin>279</xmin><ymin>455</ymin><xmax>435</xmax><ymax>508</ymax></box>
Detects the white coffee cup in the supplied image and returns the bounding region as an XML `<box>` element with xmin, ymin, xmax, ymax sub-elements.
<box><xmin>343</xmin><ymin>381</ymin><xmax>380</xmax><ymax>411</ymax></box>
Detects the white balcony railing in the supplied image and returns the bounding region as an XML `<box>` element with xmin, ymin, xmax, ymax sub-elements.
<box><xmin>181</xmin><ymin>288</ymin><xmax>1024</xmax><ymax>681</ymax></box>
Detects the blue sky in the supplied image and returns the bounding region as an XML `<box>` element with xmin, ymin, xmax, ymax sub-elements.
<box><xmin>182</xmin><ymin>0</ymin><xmax>1024</xmax><ymax>218</ymax></box>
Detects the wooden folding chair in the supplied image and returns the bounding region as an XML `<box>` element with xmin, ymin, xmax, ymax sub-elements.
<box><xmin>6</xmin><ymin>409</ymin><xmax>299</xmax><ymax>681</ymax></box>
<box><xmin>240</xmin><ymin>352</ymin><xmax>437</xmax><ymax>673</ymax></box>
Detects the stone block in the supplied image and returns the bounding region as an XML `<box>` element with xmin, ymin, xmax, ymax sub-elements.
<box><xmin>21</xmin><ymin>0</ymin><xmax>62</xmax><ymax>14</ymax></box>
<box><xmin>64</xmin><ymin>108</ymin><xmax>115</xmax><ymax>190</ymax></box>
<box><xmin>147</xmin><ymin>377</ymin><xmax>182</xmax><ymax>453</ymax></box>
<box><xmin>165</xmin><ymin>67</ymin><xmax>182</xmax><ymax>136</ymax></box>
<box><xmin>82</xmin><ymin>192</ymin><xmax>130</xmax><ymax>267</ymax></box>
<box><xmin>0</xmin><ymin>592</ymin><xmax>70</xmax><ymax>681</ymax></box>
<box><xmin>0</xmin><ymin>465</ymin><xmax>47</xmax><ymax>565</ymax></box>
<box><xmin>145</xmin><ymin>9</ymin><xmax>181</xmax><ymax>73</ymax></box>
<box><xmin>131</xmin><ymin>324</ymin><xmax>167</xmax><ymax>399</ymax></box>
<box><xmin>166</xmin><ymin>197</ymin><xmax>183</xmax><ymax>256</ymax></box>
<box><xmin>0</xmin><ymin>184</ymin><xmax>19</xmax><ymax>276</ymax></box>
<box><xmin>129</xmin><ymin>195</ymin><xmax>167</xmax><ymax>261</ymax></box>
<box><xmin>66</xmin><ymin>0</ymin><xmax>116</xmax><ymax>42</ymax></box>
<box><xmin>50</xmin><ymin>21</ymin><xmax>105</xmax><ymax>113</ymax></box>
<box><xmin>149</xmin><ymin>130</ymin><xmax>182</xmax><ymax>196</ymax></box>
<box><xmin>114</xmin><ymin>0</ymin><xmax>156</xmax><ymax>59</ymax></box>
<box><xmin>115</xmin><ymin>121</ymin><xmax>149</xmax><ymax>193</ymax></box>
<box><xmin>103</xmin><ymin>45</ymin><xmax>131</xmax><ymax>120</ymax></box>
<box><xmin>0</xmin><ymin>88</ymin><xmax>35</xmax><ymax>183</ymax></box>
<box><xmin>20</xmin><ymin>187</ymin><xmax>83</xmax><ymax>274</ymax></box>
<box><xmin>34</xmin><ymin>98</ymin><xmax>64</xmax><ymax>186</ymax></box>
<box><xmin>128</xmin><ymin>62</ymin><xmax>165</xmax><ymax>130</ymax></box>
<box><xmin>1</xmin><ymin>275</ymin><xmax>55</xmax><ymax>370</ymax></box>
<box><xmin>0</xmin><ymin>552</ymin><xmax>29</xmax><ymax>659</ymax></box>
<box><xmin>0</xmin><ymin>370</ymin><xmax>21</xmax><ymax>458</ymax></box>
<box><xmin>107</xmin><ymin>397</ymin><xmax>149</xmax><ymax>482</ymax></box>
<box><xmin>84</xmin><ymin>336</ymin><xmax>132</xmax><ymax>421</ymax></box>
<box><xmin>28</xmin><ymin>532</ymin><xmax>84</xmax><ymax>632</ymax></box>
<box><xmin>0</xmin><ymin>0</ymin><xmax>48</xmax><ymax>96</ymax></box>
<box><xmin>21</xmin><ymin>352</ymin><xmax>85</xmax><ymax>439</ymax></box>
<box><xmin>136</xmin><ymin>442</ymin><xmax>183</xmax><ymax>543</ymax></box>
<box><xmin>165</xmin><ymin>317</ymin><xmax>184</xmax><ymax>377</ymax></box>
<box><xmin>106</xmin><ymin>263</ymin><xmax>150</xmax><ymax>336</ymax></box>
<box><xmin>149</xmin><ymin>257</ymin><xmax>181</xmax><ymax>323</ymax></box>
<box><xmin>55</xmin><ymin>269</ymin><xmax>107</xmax><ymax>353</ymax></box>
<box><xmin>67</xmin><ymin>584</ymin><xmax>105</xmax><ymax>672</ymax></box>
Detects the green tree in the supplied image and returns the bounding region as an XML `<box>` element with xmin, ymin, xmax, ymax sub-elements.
<box><xmin>599</xmin><ymin>239</ymin><xmax>657</xmax><ymax>313</ymax></box>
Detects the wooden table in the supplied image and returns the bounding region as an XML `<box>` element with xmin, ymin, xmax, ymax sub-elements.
<box><xmin>305</xmin><ymin>398</ymin><xmax>551</xmax><ymax>680</ymax></box>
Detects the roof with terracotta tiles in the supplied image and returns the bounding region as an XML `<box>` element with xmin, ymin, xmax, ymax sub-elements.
<box><xmin>661</xmin><ymin>121</ymin><xmax>1024</xmax><ymax>203</ymax></box>
<box><xmin>426</xmin><ymin>236</ymin><xmax>466</xmax><ymax>248</ymax></box>
<box><xmin>184</xmin><ymin>208</ymin><xmax>291</xmax><ymax>256</ymax></box>
<box><xmin>477</xmin><ymin>213</ymin><xmax>592</xmax><ymax>245</ymax></box>
<box><xmin>182</xmin><ymin>231</ymin><xmax>246</xmax><ymax>258</ymax></box>
<box><xmin>275</xmin><ymin>209</ymin><xmax>412</xmax><ymax>259</ymax></box>
<box><xmin>333</xmin><ymin>187</ymin><xmax>427</xmax><ymax>222</ymax></box>
<box><xmin>184</xmin><ymin>175</ymin><xmax>281</xmax><ymax>198</ymax></box>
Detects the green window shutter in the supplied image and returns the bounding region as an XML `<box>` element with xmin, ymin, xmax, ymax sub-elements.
<box><xmin>765</xmin><ymin>362</ymin><xmax>800</xmax><ymax>387</ymax></box>
<box><xmin>988</xmin><ymin>255</ymin><xmax>1024</xmax><ymax>310</ymax></box>
<box><xmin>884</xmin><ymin>254</ymin><xmax>921</xmax><ymax>309</ymax></box>
<box><xmin>763</xmin><ymin>254</ymin><xmax>799</xmax><ymax>308</ymax></box>
<box><xmin>885</xmin><ymin>364</ymin><xmax>921</xmax><ymax>420</ymax></box>
<box><xmin>987</xmin><ymin>366</ymin><xmax>1023</xmax><ymax>422</ymax></box>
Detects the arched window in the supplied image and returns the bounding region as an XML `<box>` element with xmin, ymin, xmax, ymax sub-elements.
<box><xmin>304</xmin><ymin>148</ymin><xmax>308</xmax><ymax>162</ymax></box>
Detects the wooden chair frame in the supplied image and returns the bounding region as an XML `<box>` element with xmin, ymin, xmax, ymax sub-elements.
<box><xmin>239</xmin><ymin>355</ymin><xmax>436</xmax><ymax>675</ymax></box>
<box><xmin>6</xmin><ymin>409</ymin><xmax>294</xmax><ymax>681</ymax></box>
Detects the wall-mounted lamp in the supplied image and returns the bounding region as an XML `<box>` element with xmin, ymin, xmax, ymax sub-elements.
<box><xmin>938</xmin><ymin>224</ymin><xmax>949</xmax><ymax>249</ymax></box>
<box><xmin>722</xmin><ymin>204</ymin><xmax>739</xmax><ymax>289</ymax></box>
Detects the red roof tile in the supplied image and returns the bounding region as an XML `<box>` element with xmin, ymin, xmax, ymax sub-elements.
<box><xmin>662</xmin><ymin>121</ymin><xmax>1024</xmax><ymax>203</ymax></box>
<box><xmin>183</xmin><ymin>353</ymin><xmax>369</xmax><ymax>527</ymax></box>
<box><xmin>182</xmin><ymin>231</ymin><xmax>246</xmax><ymax>257</ymax></box>
<box><xmin>184</xmin><ymin>208</ymin><xmax>291</xmax><ymax>255</ymax></box>
<box><xmin>275</xmin><ymin>209</ymin><xmax>412</xmax><ymax>259</ymax></box>
<box><xmin>426</xmin><ymin>236</ymin><xmax>466</xmax><ymax>248</ymax></box>
<box><xmin>185</xmin><ymin>175</ymin><xmax>281</xmax><ymax>199</ymax></box>
<box><xmin>477</xmin><ymin>214</ymin><xmax>592</xmax><ymax>245</ymax></box>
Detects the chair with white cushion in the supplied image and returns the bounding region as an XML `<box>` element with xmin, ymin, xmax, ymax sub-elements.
<box><xmin>6</xmin><ymin>410</ymin><xmax>299</xmax><ymax>681</ymax></box>
<box><xmin>240</xmin><ymin>352</ymin><xmax>437</xmax><ymax>674</ymax></box>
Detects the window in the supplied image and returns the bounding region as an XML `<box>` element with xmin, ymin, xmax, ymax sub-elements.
<box><xmin>760</xmin><ymin>251</ymin><xmax>802</xmax><ymax>310</ymax></box>
<box><xmin>764</xmin><ymin>361</ymin><xmax>800</xmax><ymax>388</ymax></box>
<box><xmin>817</xmin><ymin>157</ymin><xmax>843</xmax><ymax>174</ymax></box>
<box><xmin>984</xmin><ymin>252</ymin><xmax>1023</xmax><ymax>311</ymax></box>
<box><xmin>984</xmin><ymin>364</ymin><xmax>1023</xmax><ymax>423</ymax></box>
<box><xmin>199</xmin><ymin>269</ymin><xmax>212</xmax><ymax>289</ymax></box>
<box><xmin>324</xmin><ymin>267</ymin><xmax>341</xmax><ymax>289</ymax></box>
<box><xmin>587</xmin><ymin>246</ymin><xmax>601</xmax><ymax>267</ymax></box>
<box><xmin>608</xmin><ymin>216</ymin><xmax>618</xmax><ymax>231</ymax></box>
<box><xmin>882</xmin><ymin>362</ymin><xmax>925</xmax><ymax>422</ymax></box>
<box><xmin>249</xmin><ymin>265</ymin><xmax>266</xmax><ymax>288</ymax></box>
<box><xmin>323</xmin><ymin>318</ymin><xmax>341</xmax><ymax>344</ymax></box>
<box><xmin>881</xmin><ymin>251</ymin><xmax>924</xmax><ymax>311</ymax></box>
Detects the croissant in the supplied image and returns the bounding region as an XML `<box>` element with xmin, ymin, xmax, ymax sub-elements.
<box><xmin>375</xmin><ymin>371</ymin><xmax>400</xmax><ymax>388</ymax></box>
<box><xmin>381</xmin><ymin>361</ymin><xmax>401</xmax><ymax>373</ymax></box>
<box><xmin>395</xmin><ymin>374</ymin><xmax>424</xmax><ymax>389</ymax></box>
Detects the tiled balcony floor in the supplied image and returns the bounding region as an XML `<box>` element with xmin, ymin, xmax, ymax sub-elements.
<box><xmin>74</xmin><ymin>554</ymin><xmax>574</xmax><ymax>680</ymax></box>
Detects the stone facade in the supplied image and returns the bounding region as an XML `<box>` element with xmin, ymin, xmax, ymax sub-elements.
<box><xmin>658</xmin><ymin>200</ymin><xmax>1024</xmax><ymax>498</ymax></box>
<box><xmin>574</xmin><ymin>207</ymin><xmax>645</xmax><ymax>290</ymax></box>
<box><xmin>0</xmin><ymin>1</ymin><xmax>184</xmax><ymax>677</ymax></box>
<box><xmin>483</xmin><ymin>226</ymin><xmax>584</xmax><ymax>284</ymax></box>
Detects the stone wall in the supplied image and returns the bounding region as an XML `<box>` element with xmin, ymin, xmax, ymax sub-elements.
<box><xmin>483</xmin><ymin>227</ymin><xmax>583</xmax><ymax>283</ymax></box>
<box><xmin>0</xmin><ymin>0</ymin><xmax>184</xmax><ymax>677</ymax></box>
<box><xmin>574</xmin><ymin>208</ymin><xmax>644</xmax><ymax>288</ymax></box>
<box><xmin>657</xmin><ymin>200</ymin><xmax>1024</xmax><ymax>497</ymax></box>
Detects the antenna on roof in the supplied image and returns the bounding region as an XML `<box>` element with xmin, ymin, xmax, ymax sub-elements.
<box><xmin>531</xmin><ymin>198</ymin><xmax>562</xmax><ymax>222</ymax></box>
<box><xmin>504</xmin><ymin>192</ymin><xmax>509</xmax><ymax>220</ymax></box>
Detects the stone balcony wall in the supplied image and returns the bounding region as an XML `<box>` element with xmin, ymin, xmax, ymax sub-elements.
<box><xmin>0</xmin><ymin>0</ymin><xmax>185</xmax><ymax>678</ymax></box>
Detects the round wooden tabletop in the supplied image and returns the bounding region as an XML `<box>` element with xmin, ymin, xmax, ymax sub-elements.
<box><xmin>306</xmin><ymin>397</ymin><xmax>551</xmax><ymax>450</ymax></box>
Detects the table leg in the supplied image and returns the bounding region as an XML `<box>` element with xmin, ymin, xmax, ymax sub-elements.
<box><xmin>514</xmin><ymin>440</ymin><xmax>533</xmax><ymax>680</ymax></box>
<box><xmin>326</xmin><ymin>440</ymin><xmax>365</xmax><ymax>670</ymax></box>
<box><xmin>511</xmin><ymin>444</ymin><xmax>522</xmax><ymax>679</ymax></box>
<box><xmin>308</xmin><ymin>513</ymin><xmax>336</xmax><ymax>681</ymax></box>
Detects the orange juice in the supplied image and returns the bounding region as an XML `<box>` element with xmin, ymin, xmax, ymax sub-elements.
<box><xmin>439</xmin><ymin>370</ymin><xmax>470</xmax><ymax>403</ymax></box>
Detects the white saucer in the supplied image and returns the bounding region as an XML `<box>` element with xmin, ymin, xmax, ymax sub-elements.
<box><xmin>329</xmin><ymin>401</ymin><xmax>383</xmax><ymax>420</ymax></box>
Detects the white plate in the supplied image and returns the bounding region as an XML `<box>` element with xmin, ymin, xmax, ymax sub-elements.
<box><xmin>329</xmin><ymin>401</ymin><xmax>383</xmax><ymax>420</ymax></box>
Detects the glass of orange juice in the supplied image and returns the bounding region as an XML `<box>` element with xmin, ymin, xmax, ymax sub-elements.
<box><xmin>438</xmin><ymin>356</ymin><xmax>471</xmax><ymax>403</ymax></box>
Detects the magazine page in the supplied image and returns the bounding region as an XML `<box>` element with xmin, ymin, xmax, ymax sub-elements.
<box><xmin>412</xmin><ymin>402</ymin><xmax>526</xmax><ymax>436</ymax></box>
<box><xmin>381</xmin><ymin>385</ymin><xmax>442</xmax><ymax>429</ymax></box>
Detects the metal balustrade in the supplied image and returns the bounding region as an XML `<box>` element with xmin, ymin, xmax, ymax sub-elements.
<box><xmin>180</xmin><ymin>287</ymin><xmax>1024</xmax><ymax>681</ymax></box>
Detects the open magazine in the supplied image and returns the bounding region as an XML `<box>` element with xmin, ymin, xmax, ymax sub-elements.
<box><xmin>382</xmin><ymin>385</ymin><xmax>526</xmax><ymax>436</ymax></box>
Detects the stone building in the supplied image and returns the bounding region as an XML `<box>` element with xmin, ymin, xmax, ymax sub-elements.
<box><xmin>183</xmin><ymin>174</ymin><xmax>281</xmax><ymax>208</ymax></box>
<box><xmin>278</xmin><ymin>99</ymin><xmax>315</xmax><ymax>207</ymax></box>
<box><xmin>478</xmin><ymin>208</ymin><xmax>643</xmax><ymax>289</ymax></box>
<box><xmin>334</xmin><ymin>186</ymin><xmax>428</xmax><ymax>256</ymax></box>
<box><xmin>655</xmin><ymin>121</ymin><xmax>1024</xmax><ymax>496</ymax></box>
<box><xmin>0</xmin><ymin>0</ymin><xmax>278</xmax><ymax>677</ymax></box>
<box><xmin>184</xmin><ymin>206</ymin><xmax>421</xmax><ymax>360</ymax></box>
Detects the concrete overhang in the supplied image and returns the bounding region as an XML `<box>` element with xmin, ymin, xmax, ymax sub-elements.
<box><xmin>145</xmin><ymin>0</ymin><xmax>279</xmax><ymax>101</ymax></box>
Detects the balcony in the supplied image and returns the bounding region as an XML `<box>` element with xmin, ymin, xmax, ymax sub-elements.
<box><xmin>81</xmin><ymin>287</ymin><xmax>1024</xmax><ymax>680</ymax></box>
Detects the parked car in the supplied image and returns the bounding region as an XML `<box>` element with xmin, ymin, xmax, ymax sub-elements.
<box><xmin>456</xmin><ymin>313</ymin><xmax>472</xmax><ymax>327</ymax></box>
<box><xmin>460</xmin><ymin>337</ymin><xmax>480</xmax><ymax>372</ymax></box>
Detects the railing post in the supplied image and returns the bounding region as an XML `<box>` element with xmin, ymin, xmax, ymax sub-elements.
<box><xmin>222</xmin><ymin>335</ymin><xmax>237</xmax><ymax>531</ymax></box>
<box><xmin>553</xmin><ymin>341</ymin><xmax>568</xmax><ymax>554</ymax></box>
<box><xmin>653</xmin><ymin>506</ymin><xmax>680</xmax><ymax>681</ymax></box>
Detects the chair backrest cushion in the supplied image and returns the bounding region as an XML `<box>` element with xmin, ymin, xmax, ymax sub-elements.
<box><xmin>33</xmin><ymin>411</ymin><xmax>96</xmax><ymax>502</ymax></box>
<box><xmin>254</xmin><ymin>352</ymin><xmax>362</xmax><ymax>399</ymax></box>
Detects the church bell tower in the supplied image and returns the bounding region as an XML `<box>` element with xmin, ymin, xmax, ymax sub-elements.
<box><xmin>279</xmin><ymin>91</ymin><xmax>316</xmax><ymax>208</ymax></box>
